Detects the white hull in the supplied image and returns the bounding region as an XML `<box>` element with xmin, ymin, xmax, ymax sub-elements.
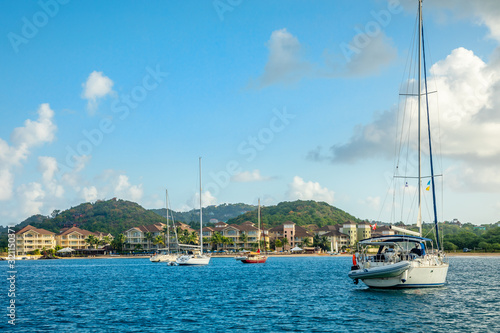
<box><xmin>361</xmin><ymin>258</ymin><xmax>449</xmax><ymax>288</ymax></box>
<box><xmin>176</xmin><ymin>254</ymin><xmax>211</xmax><ymax>266</ymax></box>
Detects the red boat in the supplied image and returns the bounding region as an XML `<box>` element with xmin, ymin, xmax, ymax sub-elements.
<box><xmin>241</xmin><ymin>252</ymin><xmax>267</xmax><ymax>264</ymax></box>
<box><xmin>240</xmin><ymin>199</ymin><xmax>267</xmax><ymax>264</ymax></box>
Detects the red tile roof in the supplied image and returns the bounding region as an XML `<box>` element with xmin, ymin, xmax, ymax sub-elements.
<box><xmin>15</xmin><ymin>225</ymin><xmax>55</xmax><ymax>235</ymax></box>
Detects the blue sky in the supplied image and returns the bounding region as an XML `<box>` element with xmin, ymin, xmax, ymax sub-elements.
<box><xmin>1</xmin><ymin>0</ymin><xmax>499</xmax><ymax>227</ymax></box>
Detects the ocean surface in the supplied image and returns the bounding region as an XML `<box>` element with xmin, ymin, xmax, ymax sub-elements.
<box><xmin>1</xmin><ymin>256</ymin><xmax>499</xmax><ymax>332</ymax></box>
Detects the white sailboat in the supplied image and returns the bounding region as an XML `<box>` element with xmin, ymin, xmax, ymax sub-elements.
<box><xmin>348</xmin><ymin>0</ymin><xmax>449</xmax><ymax>288</ymax></box>
<box><xmin>176</xmin><ymin>158</ymin><xmax>211</xmax><ymax>266</ymax></box>
<box><xmin>150</xmin><ymin>190</ymin><xmax>179</xmax><ymax>263</ymax></box>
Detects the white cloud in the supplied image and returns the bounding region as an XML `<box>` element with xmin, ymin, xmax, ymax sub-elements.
<box><xmin>38</xmin><ymin>156</ymin><xmax>64</xmax><ymax>198</ymax></box>
<box><xmin>313</xmin><ymin>45</ymin><xmax>500</xmax><ymax>193</ymax></box>
<box><xmin>341</xmin><ymin>32</ymin><xmax>397</xmax><ymax>77</ymax></box>
<box><xmin>417</xmin><ymin>0</ymin><xmax>500</xmax><ymax>42</ymax></box>
<box><xmin>113</xmin><ymin>174</ymin><xmax>143</xmax><ymax>202</ymax></box>
<box><xmin>11</xmin><ymin>103</ymin><xmax>56</xmax><ymax>148</ymax></box>
<box><xmin>231</xmin><ymin>169</ymin><xmax>271</xmax><ymax>182</ymax></box>
<box><xmin>17</xmin><ymin>182</ymin><xmax>45</xmax><ymax>216</ymax></box>
<box><xmin>286</xmin><ymin>176</ymin><xmax>334</xmax><ymax>204</ymax></box>
<box><xmin>82</xmin><ymin>186</ymin><xmax>98</xmax><ymax>202</ymax></box>
<box><xmin>253</xmin><ymin>28</ymin><xmax>312</xmax><ymax>88</ymax></box>
<box><xmin>184</xmin><ymin>190</ymin><xmax>218</xmax><ymax>211</ymax></box>
<box><xmin>0</xmin><ymin>169</ymin><xmax>14</xmax><ymax>200</ymax></box>
<box><xmin>81</xmin><ymin>71</ymin><xmax>114</xmax><ymax>112</ymax></box>
<box><xmin>0</xmin><ymin>104</ymin><xmax>57</xmax><ymax>201</ymax></box>
<box><xmin>363</xmin><ymin>196</ymin><xmax>381</xmax><ymax>210</ymax></box>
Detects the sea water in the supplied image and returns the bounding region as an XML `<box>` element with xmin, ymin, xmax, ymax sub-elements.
<box><xmin>1</xmin><ymin>256</ymin><xmax>499</xmax><ymax>332</ymax></box>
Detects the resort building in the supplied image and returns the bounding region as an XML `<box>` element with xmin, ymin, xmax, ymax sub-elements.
<box><xmin>316</xmin><ymin>225</ymin><xmax>350</xmax><ymax>251</ymax></box>
<box><xmin>268</xmin><ymin>222</ymin><xmax>314</xmax><ymax>251</ymax></box>
<box><xmin>357</xmin><ymin>221</ymin><xmax>372</xmax><ymax>241</ymax></box>
<box><xmin>340</xmin><ymin>221</ymin><xmax>358</xmax><ymax>247</ymax></box>
<box><xmin>201</xmin><ymin>221</ymin><xmax>269</xmax><ymax>251</ymax></box>
<box><xmin>123</xmin><ymin>223</ymin><xmax>165</xmax><ymax>251</ymax></box>
<box><xmin>55</xmin><ymin>227</ymin><xmax>113</xmax><ymax>250</ymax></box>
<box><xmin>15</xmin><ymin>225</ymin><xmax>56</xmax><ymax>256</ymax></box>
<box><xmin>371</xmin><ymin>225</ymin><xmax>395</xmax><ymax>238</ymax></box>
<box><xmin>174</xmin><ymin>222</ymin><xmax>196</xmax><ymax>234</ymax></box>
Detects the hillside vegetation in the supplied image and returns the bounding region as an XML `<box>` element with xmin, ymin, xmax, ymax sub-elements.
<box><xmin>227</xmin><ymin>200</ymin><xmax>361</xmax><ymax>228</ymax></box>
<box><xmin>24</xmin><ymin>199</ymin><xmax>168</xmax><ymax>235</ymax></box>
<box><xmin>151</xmin><ymin>203</ymin><xmax>256</xmax><ymax>224</ymax></box>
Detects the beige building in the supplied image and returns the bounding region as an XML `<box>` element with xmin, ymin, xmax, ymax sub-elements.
<box><xmin>268</xmin><ymin>222</ymin><xmax>314</xmax><ymax>251</ymax></box>
<box><xmin>340</xmin><ymin>221</ymin><xmax>358</xmax><ymax>247</ymax></box>
<box><xmin>123</xmin><ymin>223</ymin><xmax>165</xmax><ymax>251</ymax></box>
<box><xmin>201</xmin><ymin>221</ymin><xmax>269</xmax><ymax>251</ymax></box>
<box><xmin>55</xmin><ymin>227</ymin><xmax>112</xmax><ymax>249</ymax></box>
<box><xmin>15</xmin><ymin>225</ymin><xmax>56</xmax><ymax>256</ymax></box>
<box><xmin>316</xmin><ymin>225</ymin><xmax>349</xmax><ymax>251</ymax></box>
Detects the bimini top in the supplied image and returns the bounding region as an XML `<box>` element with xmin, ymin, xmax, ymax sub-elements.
<box><xmin>360</xmin><ymin>235</ymin><xmax>432</xmax><ymax>244</ymax></box>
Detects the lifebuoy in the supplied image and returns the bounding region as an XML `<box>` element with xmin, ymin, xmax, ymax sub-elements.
<box><xmin>352</xmin><ymin>254</ymin><xmax>357</xmax><ymax>266</ymax></box>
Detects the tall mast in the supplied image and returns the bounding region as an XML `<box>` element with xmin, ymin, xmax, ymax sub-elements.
<box><xmin>166</xmin><ymin>189</ymin><xmax>170</xmax><ymax>251</ymax></box>
<box><xmin>199</xmin><ymin>157</ymin><xmax>203</xmax><ymax>254</ymax></box>
<box><xmin>417</xmin><ymin>0</ymin><xmax>423</xmax><ymax>236</ymax></box>
<box><xmin>257</xmin><ymin>198</ymin><xmax>261</xmax><ymax>252</ymax></box>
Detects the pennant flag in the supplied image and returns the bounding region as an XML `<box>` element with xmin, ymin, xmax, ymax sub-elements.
<box><xmin>426</xmin><ymin>180</ymin><xmax>431</xmax><ymax>191</ymax></box>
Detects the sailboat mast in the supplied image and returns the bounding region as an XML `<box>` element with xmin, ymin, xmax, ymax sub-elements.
<box><xmin>199</xmin><ymin>157</ymin><xmax>203</xmax><ymax>254</ymax></box>
<box><xmin>166</xmin><ymin>189</ymin><xmax>170</xmax><ymax>251</ymax></box>
<box><xmin>257</xmin><ymin>198</ymin><xmax>261</xmax><ymax>252</ymax></box>
<box><xmin>417</xmin><ymin>0</ymin><xmax>423</xmax><ymax>236</ymax></box>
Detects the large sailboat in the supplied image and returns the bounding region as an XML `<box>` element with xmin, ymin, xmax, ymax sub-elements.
<box><xmin>348</xmin><ymin>0</ymin><xmax>449</xmax><ymax>288</ymax></box>
<box><xmin>150</xmin><ymin>190</ymin><xmax>179</xmax><ymax>264</ymax></box>
<box><xmin>176</xmin><ymin>158</ymin><xmax>211</xmax><ymax>266</ymax></box>
<box><xmin>241</xmin><ymin>199</ymin><xmax>267</xmax><ymax>264</ymax></box>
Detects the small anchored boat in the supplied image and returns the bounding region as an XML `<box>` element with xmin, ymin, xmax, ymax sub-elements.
<box><xmin>348</xmin><ymin>260</ymin><xmax>410</xmax><ymax>280</ymax></box>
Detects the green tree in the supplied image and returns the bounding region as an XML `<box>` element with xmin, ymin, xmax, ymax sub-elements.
<box><xmin>144</xmin><ymin>232</ymin><xmax>154</xmax><ymax>251</ymax></box>
<box><xmin>210</xmin><ymin>232</ymin><xmax>223</xmax><ymax>251</ymax></box>
<box><xmin>443</xmin><ymin>241</ymin><xmax>458</xmax><ymax>251</ymax></box>
<box><xmin>111</xmin><ymin>234</ymin><xmax>127</xmax><ymax>252</ymax></box>
<box><xmin>275</xmin><ymin>238</ymin><xmax>282</xmax><ymax>251</ymax></box>
<box><xmin>239</xmin><ymin>232</ymin><xmax>248</xmax><ymax>249</ymax></box>
<box><xmin>85</xmin><ymin>235</ymin><xmax>99</xmax><ymax>249</ymax></box>
<box><xmin>301</xmin><ymin>237</ymin><xmax>312</xmax><ymax>248</ymax></box>
<box><xmin>281</xmin><ymin>237</ymin><xmax>289</xmax><ymax>251</ymax></box>
<box><xmin>153</xmin><ymin>235</ymin><xmax>164</xmax><ymax>249</ymax></box>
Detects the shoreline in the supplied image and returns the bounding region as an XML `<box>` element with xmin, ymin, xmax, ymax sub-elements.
<box><xmin>11</xmin><ymin>251</ymin><xmax>499</xmax><ymax>260</ymax></box>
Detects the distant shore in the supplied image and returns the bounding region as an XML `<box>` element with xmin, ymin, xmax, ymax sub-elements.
<box><xmin>11</xmin><ymin>251</ymin><xmax>497</xmax><ymax>260</ymax></box>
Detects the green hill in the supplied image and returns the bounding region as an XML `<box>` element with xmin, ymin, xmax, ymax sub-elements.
<box><xmin>22</xmin><ymin>198</ymin><xmax>168</xmax><ymax>235</ymax></box>
<box><xmin>151</xmin><ymin>203</ymin><xmax>256</xmax><ymax>224</ymax></box>
<box><xmin>227</xmin><ymin>200</ymin><xmax>361</xmax><ymax>228</ymax></box>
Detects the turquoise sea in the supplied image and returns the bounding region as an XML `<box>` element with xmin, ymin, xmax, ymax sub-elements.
<box><xmin>1</xmin><ymin>256</ymin><xmax>499</xmax><ymax>332</ymax></box>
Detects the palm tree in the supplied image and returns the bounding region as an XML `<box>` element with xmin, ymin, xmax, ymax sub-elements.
<box><xmin>320</xmin><ymin>235</ymin><xmax>331</xmax><ymax>252</ymax></box>
<box><xmin>85</xmin><ymin>235</ymin><xmax>99</xmax><ymax>249</ymax></box>
<box><xmin>189</xmin><ymin>231</ymin><xmax>198</xmax><ymax>245</ymax></box>
<box><xmin>223</xmin><ymin>236</ymin><xmax>234</xmax><ymax>251</ymax></box>
<box><xmin>210</xmin><ymin>232</ymin><xmax>223</xmax><ymax>251</ymax></box>
<box><xmin>153</xmin><ymin>235</ymin><xmax>164</xmax><ymax>250</ymax></box>
<box><xmin>281</xmin><ymin>237</ymin><xmax>289</xmax><ymax>252</ymax></box>
<box><xmin>275</xmin><ymin>239</ymin><xmax>282</xmax><ymax>252</ymax></box>
<box><xmin>302</xmin><ymin>237</ymin><xmax>312</xmax><ymax>248</ymax></box>
<box><xmin>101</xmin><ymin>236</ymin><xmax>112</xmax><ymax>246</ymax></box>
<box><xmin>144</xmin><ymin>232</ymin><xmax>154</xmax><ymax>251</ymax></box>
<box><xmin>111</xmin><ymin>234</ymin><xmax>127</xmax><ymax>252</ymax></box>
<box><xmin>239</xmin><ymin>232</ymin><xmax>248</xmax><ymax>250</ymax></box>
